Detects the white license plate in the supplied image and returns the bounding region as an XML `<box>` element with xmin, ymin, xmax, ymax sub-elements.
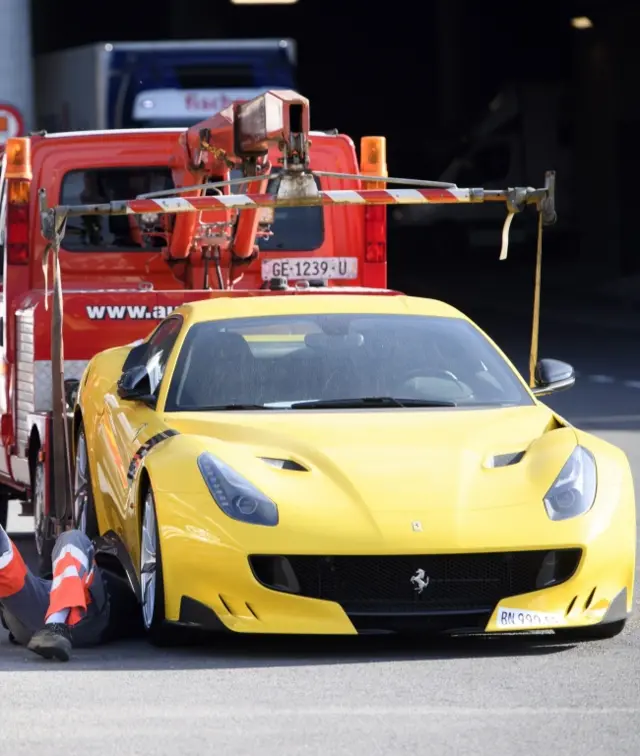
<box><xmin>261</xmin><ymin>257</ymin><xmax>358</xmax><ymax>281</ymax></box>
<box><xmin>495</xmin><ymin>606</ymin><xmax>564</xmax><ymax>629</ymax></box>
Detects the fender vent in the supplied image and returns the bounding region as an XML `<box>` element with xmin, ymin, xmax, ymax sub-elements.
<box><xmin>486</xmin><ymin>451</ymin><xmax>525</xmax><ymax>468</ymax></box>
<box><xmin>260</xmin><ymin>457</ymin><xmax>308</xmax><ymax>471</ymax></box>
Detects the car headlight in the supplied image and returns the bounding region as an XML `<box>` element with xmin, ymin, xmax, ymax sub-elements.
<box><xmin>197</xmin><ymin>452</ymin><xmax>279</xmax><ymax>526</ymax></box>
<box><xmin>543</xmin><ymin>445</ymin><xmax>597</xmax><ymax>521</ymax></box>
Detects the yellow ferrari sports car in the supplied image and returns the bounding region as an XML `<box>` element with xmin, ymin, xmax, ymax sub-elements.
<box><xmin>73</xmin><ymin>291</ymin><xmax>636</xmax><ymax>643</ymax></box>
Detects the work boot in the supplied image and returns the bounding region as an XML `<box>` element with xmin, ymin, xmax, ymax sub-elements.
<box><xmin>27</xmin><ymin>623</ymin><xmax>73</xmax><ymax>662</ymax></box>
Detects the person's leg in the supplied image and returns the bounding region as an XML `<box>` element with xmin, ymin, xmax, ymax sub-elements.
<box><xmin>27</xmin><ymin>529</ymin><xmax>110</xmax><ymax>660</ymax></box>
<box><xmin>0</xmin><ymin>525</ymin><xmax>52</xmax><ymax>646</ymax></box>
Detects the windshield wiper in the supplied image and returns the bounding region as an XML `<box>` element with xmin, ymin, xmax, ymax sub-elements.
<box><xmin>392</xmin><ymin>398</ymin><xmax>457</xmax><ymax>407</ymax></box>
<box><xmin>289</xmin><ymin>396</ymin><xmax>457</xmax><ymax>409</ymax></box>
<box><xmin>187</xmin><ymin>403</ymin><xmax>276</xmax><ymax>411</ymax></box>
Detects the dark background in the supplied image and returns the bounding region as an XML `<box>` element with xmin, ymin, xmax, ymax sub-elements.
<box><xmin>30</xmin><ymin>0</ymin><xmax>582</xmax><ymax>167</ymax></box>
<box><xmin>29</xmin><ymin>0</ymin><xmax>640</xmax><ymax>310</ymax></box>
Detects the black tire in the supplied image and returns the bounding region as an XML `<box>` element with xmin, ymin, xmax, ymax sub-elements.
<box><xmin>32</xmin><ymin>457</ymin><xmax>56</xmax><ymax>578</ymax></box>
<box><xmin>140</xmin><ymin>485</ymin><xmax>176</xmax><ymax>647</ymax></box>
<box><xmin>554</xmin><ymin>619</ymin><xmax>626</xmax><ymax>642</ymax></box>
<box><xmin>34</xmin><ymin>422</ymin><xmax>100</xmax><ymax>578</ymax></box>
<box><xmin>73</xmin><ymin>424</ymin><xmax>99</xmax><ymax>539</ymax></box>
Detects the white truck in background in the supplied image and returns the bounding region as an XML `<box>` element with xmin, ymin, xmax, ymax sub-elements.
<box><xmin>34</xmin><ymin>39</ymin><xmax>297</xmax><ymax>132</ymax></box>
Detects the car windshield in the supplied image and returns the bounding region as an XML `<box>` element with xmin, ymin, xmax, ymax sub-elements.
<box><xmin>164</xmin><ymin>313</ymin><xmax>533</xmax><ymax>411</ymax></box>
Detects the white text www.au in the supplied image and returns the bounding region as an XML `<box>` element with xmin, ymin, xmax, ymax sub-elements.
<box><xmin>85</xmin><ymin>305</ymin><xmax>178</xmax><ymax>320</ymax></box>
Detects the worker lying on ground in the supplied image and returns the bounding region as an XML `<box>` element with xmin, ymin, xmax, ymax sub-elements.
<box><xmin>0</xmin><ymin>523</ymin><xmax>137</xmax><ymax>661</ymax></box>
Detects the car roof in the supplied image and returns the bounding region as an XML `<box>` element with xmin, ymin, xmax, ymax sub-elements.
<box><xmin>179</xmin><ymin>294</ymin><xmax>468</xmax><ymax>324</ymax></box>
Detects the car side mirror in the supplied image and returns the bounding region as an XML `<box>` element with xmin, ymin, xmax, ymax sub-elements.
<box><xmin>117</xmin><ymin>365</ymin><xmax>155</xmax><ymax>405</ymax></box>
<box><xmin>122</xmin><ymin>341</ymin><xmax>148</xmax><ymax>372</ymax></box>
<box><xmin>531</xmin><ymin>358</ymin><xmax>575</xmax><ymax>396</ymax></box>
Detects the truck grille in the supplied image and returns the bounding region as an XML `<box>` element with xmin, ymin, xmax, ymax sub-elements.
<box><xmin>249</xmin><ymin>550</ymin><xmax>582</xmax><ymax>614</ymax></box>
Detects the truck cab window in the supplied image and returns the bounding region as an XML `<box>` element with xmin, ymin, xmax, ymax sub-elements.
<box><xmin>60</xmin><ymin>167</ymin><xmax>174</xmax><ymax>252</ymax></box>
<box><xmin>213</xmin><ymin>169</ymin><xmax>324</xmax><ymax>253</ymax></box>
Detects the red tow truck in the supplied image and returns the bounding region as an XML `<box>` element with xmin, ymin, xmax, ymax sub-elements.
<box><xmin>0</xmin><ymin>89</ymin><xmax>556</xmax><ymax>575</ymax></box>
<box><xmin>0</xmin><ymin>91</ymin><xmax>398</xmax><ymax>569</ymax></box>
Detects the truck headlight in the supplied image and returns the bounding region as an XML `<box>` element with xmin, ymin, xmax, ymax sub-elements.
<box><xmin>543</xmin><ymin>446</ymin><xmax>597</xmax><ymax>521</ymax></box>
<box><xmin>197</xmin><ymin>452</ymin><xmax>279</xmax><ymax>526</ymax></box>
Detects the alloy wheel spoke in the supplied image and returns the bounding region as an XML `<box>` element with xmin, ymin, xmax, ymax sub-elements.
<box><xmin>141</xmin><ymin>495</ymin><xmax>158</xmax><ymax>628</ymax></box>
<box><xmin>73</xmin><ymin>434</ymin><xmax>89</xmax><ymax>530</ymax></box>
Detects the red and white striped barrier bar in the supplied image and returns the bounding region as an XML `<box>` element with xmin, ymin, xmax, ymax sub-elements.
<box><xmin>56</xmin><ymin>187</ymin><xmax>486</xmax><ymax>217</ymax></box>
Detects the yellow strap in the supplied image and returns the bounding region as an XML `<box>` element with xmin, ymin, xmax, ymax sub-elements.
<box><xmin>499</xmin><ymin>211</ymin><xmax>515</xmax><ymax>260</ymax></box>
<box><xmin>529</xmin><ymin>211</ymin><xmax>543</xmax><ymax>387</ymax></box>
<box><xmin>42</xmin><ymin>242</ymin><xmax>50</xmax><ymax>310</ymax></box>
<box><xmin>50</xmin><ymin>239</ymin><xmax>73</xmax><ymax>529</ymax></box>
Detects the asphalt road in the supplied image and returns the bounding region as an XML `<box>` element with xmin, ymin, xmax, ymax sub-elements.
<box><xmin>2</xmin><ymin>309</ymin><xmax>639</xmax><ymax>756</ymax></box>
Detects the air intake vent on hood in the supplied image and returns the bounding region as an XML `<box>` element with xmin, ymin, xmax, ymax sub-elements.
<box><xmin>486</xmin><ymin>451</ymin><xmax>525</xmax><ymax>468</ymax></box>
<box><xmin>260</xmin><ymin>457</ymin><xmax>308</xmax><ymax>471</ymax></box>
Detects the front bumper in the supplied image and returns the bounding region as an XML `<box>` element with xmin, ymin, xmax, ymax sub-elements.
<box><xmin>161</xmin><ymin>525</ymin><xmax>635</xmax><ymax>637</ymax></box>
<box><xmin>156</xmin><ymin>443</ymin><xmax>636</xmax><ymax>636</ymax></box>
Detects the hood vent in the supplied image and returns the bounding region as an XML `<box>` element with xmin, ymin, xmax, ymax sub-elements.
<box><xmin>260</xmin><ymin>457</ymin><xmax>308</xmax><ymax>471</ymax></box>
<box><xmin>485</xmin><ymin>451</ymin><xmax>525</xmax><ymax>468</ymax></box>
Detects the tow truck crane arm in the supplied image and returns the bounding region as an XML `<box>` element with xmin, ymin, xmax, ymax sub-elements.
<box><xmin>168</xmin><ymin>90</ymin><xmax>312</xmax><ymax>278</ymax></box>
<box><xmin>183</xmin><ymin>89</ymin><xmax>310</xmax><ymax>174</ymax></box>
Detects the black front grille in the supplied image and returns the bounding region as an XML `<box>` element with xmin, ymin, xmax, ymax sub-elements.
<box><xmin>250</xmin><ymin>550</ymin><xmax>582</xmax><ymax>615</ymax></box>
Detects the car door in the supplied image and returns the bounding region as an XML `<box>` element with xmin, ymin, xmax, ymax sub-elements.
<box><xmin>98</xmin><ymin>316</ymin><xmax>183</xmax><ymax>540</ymax></box>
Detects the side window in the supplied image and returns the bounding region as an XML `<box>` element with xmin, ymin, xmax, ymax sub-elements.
<box><xmin>60</xmin><ymin>166</ymin><xmax>174</xmax><ymax>252</ymax></box>
<box><xmin>143</xmin><ymin>317</ymin><xmax>183</xmax><ymax>395</ymax></box>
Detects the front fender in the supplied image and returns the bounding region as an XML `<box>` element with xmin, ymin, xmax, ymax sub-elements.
<box><xmin>77</xmin><ymin>346</ymin><xmax>132</xmax><ymax>430</ymax></box>
<box><xmin>575</xmin><ymin>428</ymin><xmax>637</xmax><ymax>534</ymax></box>
<box><xmin>124</xmin><ymin>434</ymin><xmax>247</xmax><ymax>584</ymax></box>
<box><xmin>139</xmin><ymin>441</ymin><xmax>256</xmax><ymax>624</ymax></box>
<box><xmin>135</xmin><ymin>434</ymin><xmax>244</xmax><ymax>540</ymax></box>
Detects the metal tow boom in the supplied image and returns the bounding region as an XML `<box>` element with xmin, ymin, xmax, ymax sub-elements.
<box><xmin>172</xmin><ymin>90</ymin><xmax>314</xmax><ymax>276</ymax></box>
<box><xmin>184</xmin><ymin>89</ymin><xmax>311</xmax><ymax>175</ymax></box>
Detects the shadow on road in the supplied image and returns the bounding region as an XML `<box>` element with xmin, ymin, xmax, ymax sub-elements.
<box><xmin>0</xmin><ymin>629</ymin><xmax>579</xmax><ymax>672</ymax></box>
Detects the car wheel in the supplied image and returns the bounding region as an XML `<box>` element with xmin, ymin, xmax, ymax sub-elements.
<box><xmin>73</xmin><ymin>425</ymin><xmax>99</xmax><ymax>538</ymax></box>
<box><xmin>32</xmin><ymin>457</ymin><xmax>55</xmax><ymax>578</ymax></box>
<box><xmin>140</xmin><ymin>486</ymin><xmax>173</xmax><ymax>646</ymax></box>
<box><xmin>554</xmin><ymin>619</ymin><xmax>626</xmax><ymax>642</ymax></box>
